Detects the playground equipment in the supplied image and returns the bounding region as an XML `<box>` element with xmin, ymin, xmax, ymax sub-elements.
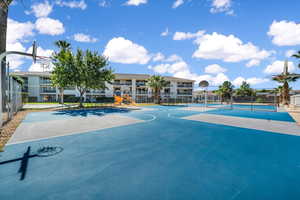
<box><xmin>114</xmin><ymin>94</ymin><xmax>136</xmax><ymax>106</ymax></box>
<box><xmin>114</xmin><ymin>96</ymin><xmax>123</xmax><ymax>105</ymax></box>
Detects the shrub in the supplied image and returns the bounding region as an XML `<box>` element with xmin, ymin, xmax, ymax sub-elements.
<box><xmin>95</xmin><ymin>97</ymin><xmax>114</xmax><ymax>103</ymax></box>
<box><xmin>256</xmin><ymin>97</ymin><xmax>264</xmax><ymax>103</ymax></box>
<box><xmin>64</xmin><ymin>96</ymin><xmax>80</xmax><ymax>103</ymax></box>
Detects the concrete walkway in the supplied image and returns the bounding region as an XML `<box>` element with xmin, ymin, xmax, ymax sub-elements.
<box><xmin>183</xmin><ymin>113</ymin><xmax>300</xmax><ymax>136</ymax></box>
<box><xmin>23</xmin><ymin>103</ymin><xmax>74</xmax><ymax>109</ymax></box>
<box><xmin>179</xmin><ymin>106</ymin><xmax>218</xmax><ymax>112</ymax></box>
<box><xmin>8</xmin><ymin>114</ymin><xmax>144</xmax><ymax>144</ymax></box>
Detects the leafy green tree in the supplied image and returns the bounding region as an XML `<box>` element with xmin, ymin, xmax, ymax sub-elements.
<box><xmin>215</xmin><ymin>81</ymin><xmax>234</xmax><ymax>103</ymax></box>
<box><xmin>71</xmin><ymin>49</ymin><xmax>114</xmax><ymax>107</ymax></box>
<box><xmin>147</xmin><ymin>75</ymin><xmax>168</xmax><ymax>104</ymax></box>
<box><xmin>51</xmin><ymin>40</ymin><xmax>72</xmax><ymax>104</ymax></box>
<box><xmin>235</xmin><ymin>81</ymin><xmax>256</xmax><ymax>97</ymax></box>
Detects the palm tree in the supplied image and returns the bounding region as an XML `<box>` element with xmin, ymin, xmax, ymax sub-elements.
<box><xmin>54</xmin><ymin>40</ymin><xmax>71</xmax><ymax>51</ymax></box>
<box><xmin>272</xmin><ymin>60</ymin><xmax>298</xmax><ymax>105</ymax></box>
<box><xmin>147</xmin><ymin>75</ymin><xmax>168</xmax><ymax>104</ymax></box>
<box><xmin>292</xmin><ymin>51</ymin><xmax>300</xmax><ymax>67</ymax></box>
<box><xmin>215</xmin><ymin>81</ymin><xmax>234</xmax><ymax>103</ymax></box>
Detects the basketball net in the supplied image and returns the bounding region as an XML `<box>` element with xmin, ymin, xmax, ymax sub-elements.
<box><xmin>35</xmin><ymin>56</ymin><xmax>52</xmax><ymax>72</ymax></box>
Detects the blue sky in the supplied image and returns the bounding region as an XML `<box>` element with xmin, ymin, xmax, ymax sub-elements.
<box><xmin>7</xmin><ymin>0</ymin><xmax>300</xmax><ymax>89</ymax></box>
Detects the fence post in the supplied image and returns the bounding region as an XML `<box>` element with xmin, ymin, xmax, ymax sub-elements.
<box><xmin>251</xmin><ymin>93</ymin><xmax>254</xmax><ymax>111</ymax></box>
<box><xmin>274</xmin><ymin>92</ymin><xmax>278</xmax><ymax>112</ymax></box>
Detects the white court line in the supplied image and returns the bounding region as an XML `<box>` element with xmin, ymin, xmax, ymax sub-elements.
<box><xmin>8</xmin><ymin>113</ymin><xmax>158</xmax><ymax>146</ymax></box>
<box><xmin>143</xmin><ymin>114</ymin><xmax>157</xmax><ymax>122</ymax></box>
<box><xmin>7</xmin><ymin>115</ymin><xmax>145</xmax><ymax>146</ymax></box>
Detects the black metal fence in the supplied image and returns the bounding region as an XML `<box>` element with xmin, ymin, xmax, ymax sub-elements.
<box><xmin>194</xmin><ymin>91</ymin><xmax>278</xmax><ymax>112</ymax></box>
<box><xmin>2</xmin><ymin>77</ymin><xmax>23</xmax><ymax>125</ymax></box>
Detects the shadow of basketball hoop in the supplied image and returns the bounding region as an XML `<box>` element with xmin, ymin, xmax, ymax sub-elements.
<box><xmin>0</xmin><ymin>145</ymin><xmax>63</xmax><ymax>181</ymax></box>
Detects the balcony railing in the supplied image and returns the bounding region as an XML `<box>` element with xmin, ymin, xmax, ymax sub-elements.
<box><xmin>136</xmin><ymin>91</ymin><xmax>148</xmax><ymax>95</ymax></box>
<box><xmin>64</xmin><ymin>87</ymin><xmax>76</xmax><ymax>90</ymax></box>
<box><xmin>177</xmin><ymin>92</ymin><xmax>192</xmax><ymax>95</ymax></box>
<box><xmin>113</xmin><ymin>82</ymin><xmax>132</xmax><ymax>86</ymax></box>
<box><xmin>177</xmin><ymin>84</ymin><xmax>193</xmax><ymax>88</ymax></box>
<box><xmin>86</xmin><ymin>90</ymin><xmax>105</xmax><ymax>93</ymax></box>
<box><xmin>136</xmin><ymin>82</ymin><xmax>146</xmax><ymax>87</ymax></box>
<box><xmin>114</xmin><ymin>92</ymin><xmax>132</xmax><ymax>95</ymax></box>
<box><xmin>40</xmin><ymin>89</ymin><xmax>56</xmax><ymax>93</ymax></box>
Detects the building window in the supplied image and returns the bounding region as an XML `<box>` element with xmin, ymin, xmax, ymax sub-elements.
<box><xmin>40</xmin><ymin>86</ymin><xmax>56</xmax><ymax>93</ymax></box>
<box><xmin>40</xmin><ymin>77</ymin><xmax>52</xmax><ymax>85</ymax></box>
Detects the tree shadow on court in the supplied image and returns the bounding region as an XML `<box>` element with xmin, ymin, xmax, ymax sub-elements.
<box><xmin>53</xmin><ymin>108</ymin><xmax>131</xmax><ymax>117</ymax></box>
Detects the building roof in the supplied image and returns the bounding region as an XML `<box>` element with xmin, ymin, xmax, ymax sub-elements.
<box><xmin>10</xmin><ymin>72</ymin><xmax>195</xmax><ymax>82</ymax></box>
<box><xmin>11</xmin><ymin>71</ymin><xmax>51</xmax><ymax>77</ymax></box>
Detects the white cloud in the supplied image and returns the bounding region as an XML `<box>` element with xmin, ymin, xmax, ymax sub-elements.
<box><xmin>7</xmin><ymin>42</ymin><xmax>26</xmax><ymax>69</ymax></box>
<box><xmin>246</xmin><ymin>77</ymin><xmax>269</xmax><ymax>85</ymax></box>
<box><xmin>7</xmin><ymin>42</ymin><xmax>26</xmax><ymax>52</ymax></box>
<box><xmin>149</xmin><ymin>54</ymin><xmax>268</xmax><ymax>87</ymax></box>
<box><xmin>27</xmin><ymin>46</ymin><xmax>54</xmax><ymax>72</ymax></box>
<box><xmin>28</xmin><ymin>62</ymin><xmax>54</xmax><ymax>72</ymax></box>
<box><xmin>204</xmin><ymin>64</ymin><xmax>227</xmax><ymax>74</ymax></box>
<box><xmin>207</xmin><ymin>73</ymin><xmax>229</xmax><ymax>85</ymax></box>
<box><xmin>161</xmin><ymin>28</ymin><xmax>169</xmax><ymax>36</ymax></box>
<box><xmin>210</xmin><ymin>0</ymin><xmax>233</xmax><ymax>15</ymax></box>
<box><xmin>173</xmin><ymin>30</ymin><xmax>205</xmax><ymax>40</ymax></box>
<box><xmin>6</xmin><ymin>18</ymin><xmax>35</xmax><ymax>69</ymax></box>
<box><xmin>233</xmin><ymin>76</ymin><xmax>269</xmax><ymax>86</ymax></box>
<box><xmin>193</xmin><ymin>32</ymin><xmax>272</xmax><ymax>63</ymax></box>
<box><xmin>125</xmin><ymin>0</ymin><xmax>147</xmax><ymax>6</ymax></box>
<box><xmin>35</xmin><ymin>17</ymin><xmax>65</xmax><ymax>35</ymax></box>
<box><xmin>268</xmin><ymin>20</ymin><xmax>300</xmax><ymax>46</ymax></box>
<box><xmin>152</xmin><ymin>53</ymin><xmax>182</xmax><ymax>63</ymax></box>
<box><xmin>152</xmin><ymin>52</ymin><xmax>165</xmax><ymax>62</ymax></box>
<box><xmin>165</xmin><ymin>54</ymin><xmax>182</xmax><ymax>62</ymax></box>
<box><xmin>103</xmin><ymin>37</ymin><xmax>151</xmax><ymax>64</ymax></box>
<box><xmin>55</xmin><ymin>0</ymin><xmax>87</xmax><ymax>10</ymax></box>
<box><xmin>264</xmin><ymin>60</ymin><xmax>295</xmax><ymax>74</ymax></box>
<box><xmin>195</xmin><ymin>73</ymin><xmax>230</xmax><ymax>86</ymax></box>
<box><xmin>27</xmin><ymin>46</ymin><xmax>54</xmax><ymax>58</ymax></box>
<box><xmin>149</xmin><ymin>60</ymin><xmax>229</xmax><ymax>86</ymax></box>
<box><xmin>7</xmin><ymin>18</ymin><xmax>34</xmax><ymax>44</ymax></box>
<box><xmin>232</xmin><ymin>76</ymin><xmax>245</xmax><ymax>86</ymax></box>
<box><xmin>99</xmin><ymin>0</ymin><xmax>109</xmax><ymax>7</ymax></box>
<box><xmin>285</xmin><ymin>49</ymin><xmax>296</xmax><ymax>58</ymax></box>
<box><xmin>172</xmin><ymin>0</ymin><xmax>184</xmax><ymax>8</ymax></box>
<box><xmin>246</xmin><ymin>59</ymin><xmax>260</xmax><ymax>67</ymax></box>
<box><xmin>73</xmin><ymin>33</ymin><xmax>98</xmax><ymax>43</ymax></box>
<box><xmin>26</xmin><ymin>1</ymin><xmax>53</xmax><ymax>18</ymax></box>
<box><xmin>149</xmin><ymin>60</ymin><xmax>188</xmax><ymax>75</ymax></box>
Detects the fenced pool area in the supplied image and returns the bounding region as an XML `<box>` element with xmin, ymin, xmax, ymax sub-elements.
<box><xmin>1</xmin><ymin>105</ymin><xmax>300</xmax><ymax>200</ymax></box>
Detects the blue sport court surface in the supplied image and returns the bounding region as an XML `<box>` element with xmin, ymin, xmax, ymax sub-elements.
<box><xmin>1</xmin><ymin>105</ymin><xmax>300</xmax><ymax>200</ymax></box>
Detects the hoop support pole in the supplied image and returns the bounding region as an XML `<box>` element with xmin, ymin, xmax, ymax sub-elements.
<box><xmin>0</xmin><ymin>51</ymin><xmax>35</xmax><ymax>127</ymax></box>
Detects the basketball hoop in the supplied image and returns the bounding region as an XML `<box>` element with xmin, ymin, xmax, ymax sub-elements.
<box><xmin>35</xmin><ymin>56</ymin><xmax>52</xmax><ymax>72</ymax></box>
<box><xmin>32</xmin><ymin>41</ymin><xmax>37</xmax><ymax>63</ymax></box>
<box><xmin>199</xmin><ymin>80</ymin><xmax>209</xmax><ymax>88</ymax></box>
<box><xmin>199</xmin><ymin>80</ymin><xmax>209</xmax><ymax>107</ymax></box>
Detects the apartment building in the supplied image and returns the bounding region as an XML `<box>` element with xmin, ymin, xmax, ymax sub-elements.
<box><xmin>12</xmin><ymin>72</ymin><xmax>194</xmax><ymax>103</ymax></box>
